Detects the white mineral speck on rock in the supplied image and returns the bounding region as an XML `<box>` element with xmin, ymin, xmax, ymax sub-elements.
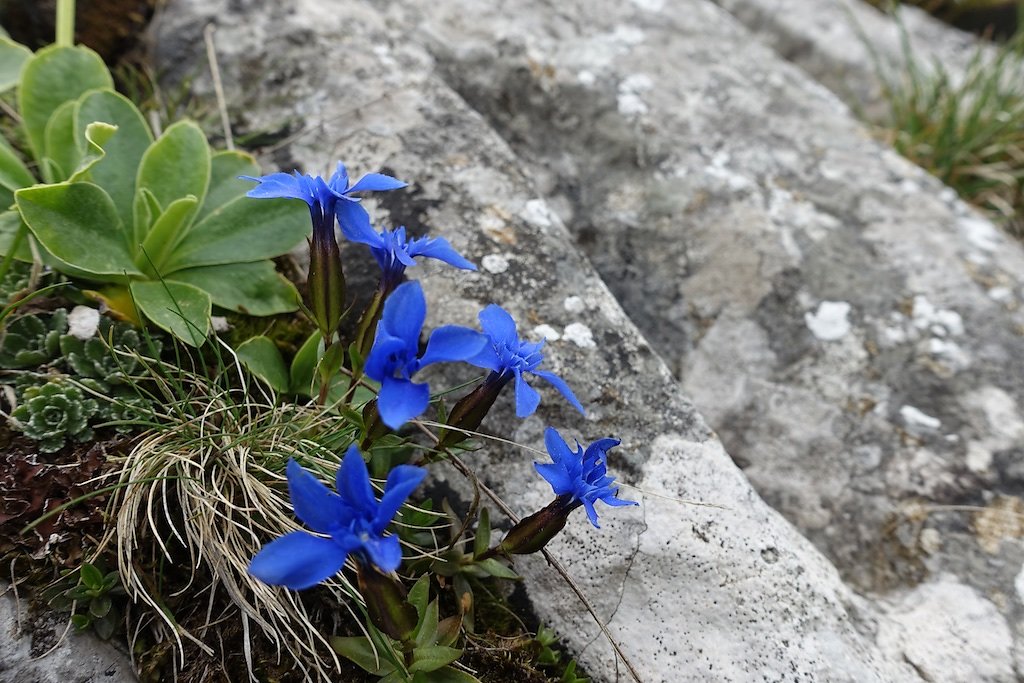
<box><xmin>959</xmin><ymin>216</ymin><xmax>1000</xmax><ymax>253</ymax></box>
<box><xmin>900</xmin><ymin>405</ymin><xmax>941</xmax><ymax>431</ymax></box>
<box><xmin>532</xmin><ymin>324</ymin><xmax>561</xmax><ymax>341</ymax></box>
<box><xmin>563</xmin><ymin>322</ymin><xmax>596</xmax><ymax>348</ymax></box>
<box><xmin>67</xmin><ymin>306</ymin><xmax>101</xmax><ymax>340</ymax></box>
<box><xmin>912</xmin><ymin>296</ymin><xmax>963</xmax><ymax>336</ymax></box>
<box><xmin>617</xmin><ymin>73</ymin><xmax>653</xmax><ymax>118</ymax></box>
<box><xmin>481</xmin><ymin>254</ymin><xmax>510</xmax><ymax>274</ymax></box>
<box><xmin>628</xmin><ymin>0</ymin><xmax>665</xmax><ymax>10</ymax></box>
<box><xmin>988</xmin><ymin>286</ymin><xmax>1013</xmax><ymax>303</ymax></box>
<box><xmin>804</xmin><ymin>301</ymin><xmax>851</xmax><ymax>341</ymax></box>
<box><xmin>563</xmin><ymin>296</ymin><xmax>585</xmax><ymax>314</ymax></box>
<box><xmin>1016</xmin><ymin>564</ymin><xmax>1024</xmax><ymax>602</ymax></box>
<box><xmin>576</xmin><ymin>70</ymin><xmax>596</xmax><ymax>86</ymax></box>
<box><xmin>521</xmin><ymin>199</ymin><xmax>554</xmax><ymax>229</ymax></box>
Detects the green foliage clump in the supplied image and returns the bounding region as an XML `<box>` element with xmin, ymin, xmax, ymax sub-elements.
<box><xmin>0</xmin><ymin>308</ymin><xmax>67</xmax><ymax>368</ymax></box>
<box><xmin>0</xmin><ymin>260</ymin><xmax>31</xmax><ymax>303</ymax></box>
<box><xmin>11</xmin><ymin>378</ymin><xmax>98</xmax><ymax>452</ymax></box>
<box><xmin>59</xmin><ymin>316</ymin><xmax>159</xmax><ymax>390</ymax></box>
<box><xmin>875</xmin><ymin>28</ymin><xmax>1024</xmax><ymax>227</ymax></box>
<box><xmin>43</xmin><ymin>561</ymin><xmax>126</xmax><ymax>640</ymax></box>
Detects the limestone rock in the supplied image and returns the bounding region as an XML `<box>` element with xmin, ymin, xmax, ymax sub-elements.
<box><xmin>148</xmin><ymin>0</ymin><xmax>924</xmax><ymax>680</ymax></box>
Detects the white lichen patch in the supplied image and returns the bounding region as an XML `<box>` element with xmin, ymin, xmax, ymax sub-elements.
<box><xmin>576</xmin><ymin>70</ymin><xmax>597</xmax><ymax>86</ymax></box>
<box><xmin>521</xmin><ymin>198</ymin><xmax>555</xmax><ymax>229</ymax></box>
<box><xmin>900</xmin><ymin>405</ymin><xmax>941</xmax><ymax>431</ymax></box>
<box><xmin>67</xmin><ymin>306</ymin><xmax>100</xmax><ymax>340</ymax></box>
<box><xmin>481</xmin><ymin>253</ymin><xmax>510</xmax><ymax>274</ymax></box>
<box><xmin>617</xmin><ymin>73</ymin><xmax>653</xmax><ymax>119</ymax></box>
<box><xmin>531</xmin><ymin>324</ymin><xmax>561</xmax><ymax>341</ymax></box>
<box><xmin>987</xmin><ymin>286</ymin><xmax>1013</xmax><ymax>303</ymax></box>
<box><xmin>628</xmin><ymin>0</ymin><xmax>665</xmax><ymax>10</ymax></box>
<box><xmin>959</xmin><ymin>216</ymin><xmax>1000</xmax><ymax>253</ymax></box>
<box><xmin>912</xmin><ymin>296</ymin><xmax>964</xmax><ymax>337</ymax></box>
<box><xmin>805</xmin><ymin>301</ymin><xmax>851</xmax><ymax>341</ymax></box>
<box><xmin>562</xmin><ymin>322</ymin><xmax>596</xmax><ymax>348</ymax></box>
<box><xmin>563</xmin><ymin>295</ymin><xmax>585</xmax><ymax>314</ymax></box>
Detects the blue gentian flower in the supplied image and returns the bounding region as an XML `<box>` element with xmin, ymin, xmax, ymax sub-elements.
<box><xmin>467</xmin><ymin>305</ymin><xmax>584</xmax><ymax>418</ymax></box>
<box><xmin>248</xmin><ymin>446</ymin><xmax>427</xmax><ymax>590</ymax></box>
<box><xmin>365</xmin><ymin>281</ymin><xmax>487</xmax><ymax>429</ymax></box>
<box><xmin>242</xmin><ymin>162</ymin><xmax>405</xmax><ymax>341</ymax></box>
<box><xmin>344</xmin><ymin>223</ymin><xmax>476</xmax><ymax>290</ymax></box>
<box><xmin>534</xmin><ymin>427</ymin><xmax>637</xmax><ymax>528</ymax></box>
<box><xmin>242</xmin><ymin>162</ymin><xmax>406</xmax><ymax>239</ymax></box>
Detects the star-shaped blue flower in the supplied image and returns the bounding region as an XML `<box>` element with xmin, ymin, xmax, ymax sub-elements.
<box><xmin>534</xmin><ymin>427</ymin><xmax>637</xmax><ymax>528</ymax></box>
<box><xmin>248</xmin><ymin>446</ymin><xmax>427</xmax><ymax>590</ymax></box>
<box><xmin>468</xmin><ymin>306</ymin><xmax>584</xmax><ymax>418</ymax></box>
<box><xmin>365</xmin><ymin>281</ymin><xmax>487</xmax><ymax>429</ymax></box>
<box><xmin>344</xmin><ymin>223</ymin><xmax>476</xmax><ymax>289</ymax></box>
<box><xmin>242</xmin><ymin>162</ymin><xmax>406</xmax><ymax>239</ymax></box>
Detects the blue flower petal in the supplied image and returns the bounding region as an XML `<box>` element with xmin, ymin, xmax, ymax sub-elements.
<box><xmin>466</xmin><ymin>344</ymin><xmax>502</xmax><ymax>373</ymax></box>
<box><xmin>364</xmin><ymin>334</ymin><xmax>408</xmax><ymax>383</ymax></box>
<box><xmin>534</xmin><ymin>462</ymin><xmax>572</xmax><ymax>496</ymax></box>
<box><xmin>286</xmin><ymin>459</ymin><xmax>345</xmax><ymax>533</ymax></box>
<box><xmin>380</xmin><ymin>281</ymin><xmax>426</xmax><ymax>348</ymax></box>
<box><xmin>347</xmin><ymin>173</ymin><xmax>407</xmax><ymax>193</ymax></box>
<box><xmin>533</xmin><ymin>370</ymin><xmax>585</xmax><ymax>415</ymax></box>
<box><xmin>543</xmin><ymin>427</ymin><xmax>574</xmax><ymax>465</ymax></box>
<box><xmin>336</xmin><ymin>445</ymin><xmax>377</xmax><ymax>513</ymax></box>
<box><xmin>378</xmin><ymin>376</ymin><xmax>431</xmax><ymax>428</ymax></box>
<box><xmin>373</xmin><ymin>465</ymin><xmax>428</xmax><ymax>534</ymax></box>
<box><xmin>514</xmin><ymin>370</ymin><xmax>541</xmax><ymax>418</ymax></box>
<box><xmin>581</xmin><ymin>499</ymin><xmax>601</xmax><ymax>528</ymax></box>
<box><xmin>408</xmin><ymin>236</ymin><xmax>477</xmax><ymax>271</ymax></box>
<box><xmin>360</xmin><ymin>534</ymin><xmax>403</xmax><ymax>572</ymax></box>
<box><xmin>248</xmin><ymin>531</ymin><xmax>348</xmax><ymax>589</ymax></box>
<box><xmin>327</xmin><ymin>162</ymin><xmax>350</xmax><ymax>193</ymax></box>
<box><xmin>335</xmin><ymin>197</ymin><xmax>373</xmax><ymax>240</ymax></box>
<box><xmin>420</xmin><ymin>326</ymin><xmax>487</xmax><ymax>366</ymax></box>
<box><xmin>478</xmin><ymin>305</ymin><xmax>518</xmax><ymax>346</ymax></box>
<box><xmin>584</xmin><ymin>438</ymin><xmax>621</xmax><ymax>462</ymax></box>
<box><xmin>242</xmin><ymin>173</ymin><xmax>308</xmax><ymax>202</ymax></box>
<box><xmin>341</xmin><ymin>217</ymin><xmax>385</xmax><ymax>247</ymax></box>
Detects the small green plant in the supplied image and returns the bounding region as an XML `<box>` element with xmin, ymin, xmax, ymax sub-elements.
<box><xmin>533</xmin><ymin>626</ymin><xmax>589</xmax><ymax>683</ymax></box>
<box><xmin>11</xmin><ymin>378</ymin><xmax>98</xmax><ymax>452</ymax></box>
<box><xmin>43</xmin><ymin>561</ymin><xmax>126</xmax><ymax>640</ymax></box>
<box><xmin>873</xmin><ymin>24</ymin><xmax>1024</xmax><ymax>226</ymax></box>
<box><xmin>59</xmin><ymin>315</ymin><xmax>158</xmax><ymax>390</ymax></box>
<box><xmin>0</xmin><ymin>308</ymin><xmax>67</xmax><ymax>368</ymax></box>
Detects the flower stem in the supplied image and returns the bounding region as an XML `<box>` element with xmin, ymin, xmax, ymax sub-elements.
<box><xmin>56</xmin><ymin>0</ymin><xmax>76</xmax><ymax>46</ymax></box>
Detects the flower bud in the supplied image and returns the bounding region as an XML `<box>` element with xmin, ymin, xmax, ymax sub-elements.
<box><xmin>356</xmin><ymin>563</ymin><xmax>417</xmax><ymax>643</ymax></box>
<box><xmin>439</xmin><ymin>371</ymin><xmax>511</xmax><ymax>448</ymax></box>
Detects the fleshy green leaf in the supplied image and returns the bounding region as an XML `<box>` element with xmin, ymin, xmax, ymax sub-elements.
<box><xmin>414</xmin><ymin>600</ymin><xmax>440</xmax><ymax>648</ymax></box>
<box><xmin>412</xmin><ymin>667</ymin><xmax>481</xmax><ymax>683</ymax></box>
<box><xmin>473</xmin><ymin>508</ymin><xmax>491</xmax><ymax>559</ymax></box>
<box><xmin>129</xmin><ymin>280</ymin><xmax>211</xmax><ymax>347</ymax></box>
<box><xmin>79</xmin><ymin>563</ymin><xmax>103</xmax><ymax>590</ymax></box>
<box><xmin>139</xmin><ymin>196</ymin><xmax>199</xmax><ymax>274</ymax></box>
<box><xmin>166</xmin><ymin>260</ymin><xmax>299</xmax><ymax>316</ymax></box>
<box><xmin>0</xmin><ymin>37</ymin><xmax>32</xmax><ymax>93</ymax></box>
<box><xmin>200</xmin><ymin>150</ymin><xmax>260</xmax><ymax>222</ymax></box>
<box><xmin>0</xmin><ymin>210</ymin><xmax>32</xmax><ymax>261</ymax></box>
<box><xmin>164</xmin><ymin>195</ymin><xmax>308</xmax><ymax>272</ymax></box>
<box><xmin>135</xmin><ymin>120</ymin><xmax>210</xmax><ymax>224</ymax></box>
<box><xmin>330</xmin><ymin>636</ymin><xmax>395</xmax><ymax>676</ymax></box>
<box><xmin>89</xmin><ymin>595</ymin><xmax>112</xmax><ymax>619</ymax></box>
<box><xmin>16</xmin><ymin>182</ymin><xmax>141</xmax><ymax>278</ymax></box>
<box><xmin>0</xmin><ymin>136</ymin><xmax>35</xmax><ymax>195</ymax></box>
<box><xmin>42</xmin><ymin>100</ymin><xmax>78</xmax><ymax>182</ymax></box>
<box><xmin>74</xmin><ymin>89</ymin><xmax>153</xmax><ymax>229</ymax></box>
<box><xmin>475</xmin><ymin>558</ymin><xmax>519</xmax><ymax>580</ymax></box>
<box><xmin>408</xmin><ymin>646</ymin><xmax>463</xmax><ymax>674</ymax></box>
<box><xmin>18</xmin><ymin>45</ymin><xmax>112</xmax><ymax>161</ymax></box>
<box><xmin>289</xmin><ymin>331</ymin><xmax>322</xmax><ymax>395</ymax></box>
<box><xmin>67</xmin><ymin>121</ymin><xmax>118</xmax><ymax>183</ymax></box>
<box><xmin>236</xmin><ymin>336</ymin><xmax>289</xmax><ymax>393</ymax></box>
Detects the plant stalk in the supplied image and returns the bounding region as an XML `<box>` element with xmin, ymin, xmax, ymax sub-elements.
<box><xmin>56</xmin><ymin>0</ymin><xmax>76</xmax><ymax>46</ymax></box>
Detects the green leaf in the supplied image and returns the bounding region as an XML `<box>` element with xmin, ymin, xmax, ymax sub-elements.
<box><xmin>140</xmin><ymin>196</ymin><xmax>199</xmax><ymax>273</ymax></box>
<box><xmin>0</xmin><ymin>37</ymin><xmax>31</xmax><ymax>93</ymax></box>
<box><xmin>236</xmin><ymin>336</ymin><xmax>289</xmax><ymax>393</ymax></box>
<box><xmin>67</xmin><ymin>121</ymin><xmax>118</xmax><ymax>183</ymax></box>
<box><xmin>414</xmin><ymin>600</ymin><xmax>440</xmax><ymax>648</ymax></box>
<box><xmin>473</xmin><ymin>508</ymin><xmax>491</xmax><ymax>559</ymax></box>
<box><xmin>16</xmin><ymin>182</ymin><xmax>141</xmax><ymax>278</ymax></box>
<box><xmin>200</xmin><ymin>150</ymin><xmax>260</xmax><ymax>222</ymax></box>
<box><xmin>0</xmin><ymin>210</ymin><xmax>32</xmax><ymax>261</ymax></box>
<box><xmin>435</xmin><ymin>616</ymin><xmax>461</xmax><ymax>649</ymax></box>
<box><xmin>18</xmin><ymin>45</ymin><xmax>112</xmax><ymax>161</ymax></box>
<box><xmin>92</xmin><ymin>613</ymin><xmax>116</xmax><ymax>640</ymax></box>
<box><xmin>413</xmin><ymin>667</ymin><xmax>481</xmax><ymax>683</ymax></box>
<box><xmin>408</xmin><ymin>647</ymin><xmax>463</xmax><ymax>674</ymax></box>
<box><xmin>74</xmin><ymin>89</ymin><xmax>153</xmax><ymax>229</ymax></box>
<box><xmin>166</xmin><ymin>261</ymin><xmax>299</xmax><ymax>316</ymax></box>
<box><xmin>289</xmin><ymin>331</ymin><xmax>322</xmax><ymax>395</ymax></box>
<box><xmin>408</xmin><ymin>574</ymin><xmax>430</xmax><ymax>624</ymax></box>
<box><xmin>70</xmin><ymin>613</ymin><xmax>91</xmax><ymax>630</ymax></box>
<box><xmin>136</xmin><ymin>121</ymin><xmax>209</xmax><ymax>226</ymax></box>
<box><xmin>164</xmin><ymin>195</ymin><xmax>308</xmax><ymax>272</ymax></box>
<box><xmin>0</xmin><ymin>136</ymin><xmax>35</xmax><ymax>194</ymax></box>
<box><xmin>89</xmin><ymin>595</ymin><xmax>112</xmax><ymax>619</ymax></box>
<box><xmin>42</xmin><ymin>100</ymin><xmax>78</xmax><ymax>182</ymax></box>
<box><xmin>475</xmin><ymin>558</ymin><xmax>519</xmax><ymax>580</ymax></box>
<box><xmin>330</xmin><ymin>636</ymin><xmax>395</xmax><ymax>676</ymax></box>
<box><xmin>79</xmin><ymin>563</ymin><xmax>103</xmax><ymax>590</ymax></box>
<box><xmin>130</xmin><ymin>280</ymin><xmax>211</xmax><ymax>347</ymax></box>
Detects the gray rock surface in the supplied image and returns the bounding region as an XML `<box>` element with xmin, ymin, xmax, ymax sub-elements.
<box><xmin>371</xmin><ymin>0</ymin><xmax>1024</xmax><ymax>677</ymax></box>
<box><xmin>0</xmin><ymin>586</ymin><xmax>135</xmax><ymax>683</ymax></box>
<box><xmin>140</xmin><ymin>0</ymin><xmax>966</xmax><ymax>681</ymax></box>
